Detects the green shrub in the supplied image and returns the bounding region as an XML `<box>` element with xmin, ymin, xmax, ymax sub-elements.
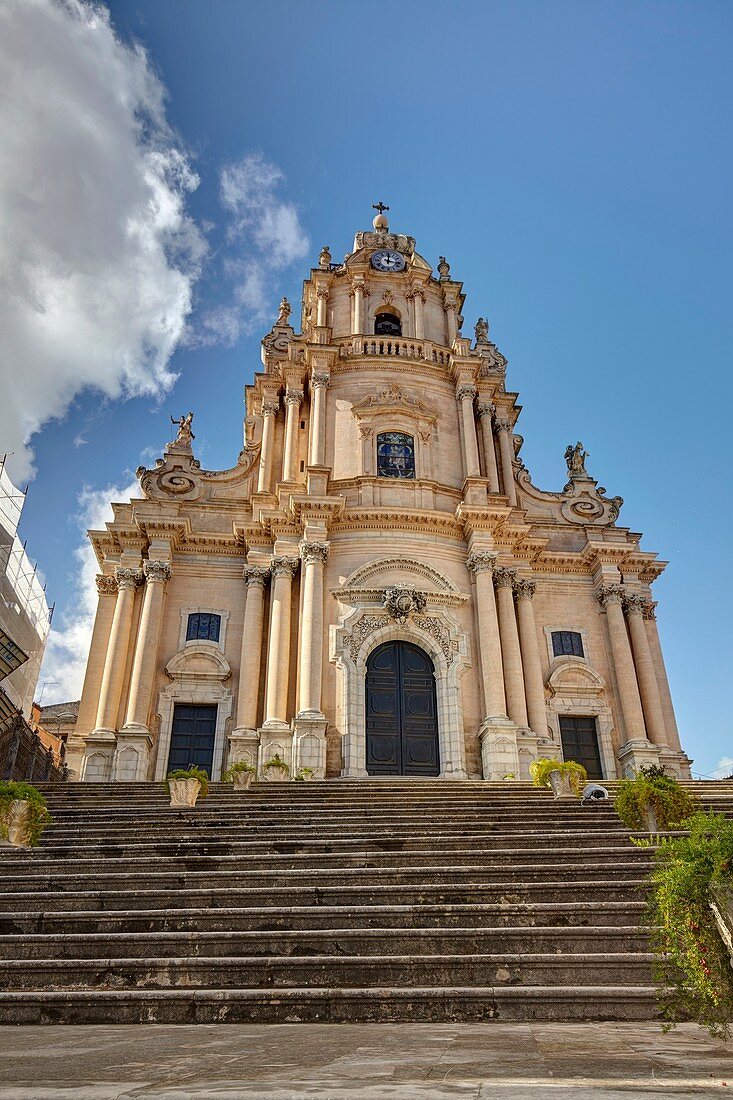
<box><xmin>263</xmin><ymin>754</ymin><xmax>289</xmax><ymax>773</ymax></box>
<box><xmin>529</xmin><ymin>758</ymin><xmax>587</xmax><ymax>795</ymax></box>
<box><xmin>645</xmin><ymin>811</ymin><xmax>733</xmax><ymax>1038</ymax></box>
<box><xmin>293</xmin><ymin>767</ymin><xmax>314</xmax><ymax>782</ymax></box>
<box><xmin>163</xmin><ymin>766</ymin><xmax>209</xmax><ymax>798</ymax></box>
<box><xmin>222</xmin><ymin>761</ymin><xmax>256</xmax><ymax>783</ymax></box>
<box><xmin>615</xmin><ymin>767</ymin><xmax>697</xmax><ymax>831</ymax></box>
<box><xmin>0</xmin><ymin>781</ymin><xmax>52</xmax><ymax>846</ymax></box>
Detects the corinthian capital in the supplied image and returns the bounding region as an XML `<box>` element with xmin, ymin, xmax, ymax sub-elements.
<box><xmin>270</xmin><ymin>555</ymin><xmax>300</xmax><ymax>580</ymax></box>
<box><xmin>300</xmin><ymin>540</ymin><xmax>329</xmax><ymax>565</ymax></box>
<box><xmin>623</xmin><ymin>592</ymin><xmax>647</xmax><ymax>617</ymax></box>
<box><xmin>467</xmin><ymin>551</ymin><xmax>496</xmax><ymax>576</ymax></box>
<box><xmin>494</xmin><ymin>417</ymin><xmax>512</xmax><ymax>434</ymax></box>
<box><xmin>114</xmin><ymin>566</ymin><xmax>143</xmax><ymax>591</ymax></box>
<box><xmin>642</xmin><ymin>600</ymin><xmax>657</xmax><ymax>621</ymax></box>
<box><xmin>284</xmin><ymin>390</ymin><xmax>304</xmax><ymax>407</ymax></box>
<box><xmin>96</xmin><ymin>574</ymin><xmax>118</xmax><ymax>597</ymax></box>
<box><xmin>493</xmin><ymin>566</ymin><xmax>517</xmax><ymax>589</ymax></box>
<box><xmin>311</xmin><ymin>372</ymin><xmax>330</xmax><ymax>389</ymax></box>
<box><xmin>316</xmin><ymin>288</ymin><xmax>329</xmax><ymax>300</ymax></box>
<box><xmin>514</xmin><ymin>578</ymin><xmax>536</xmax><ymax>600</ymax></box>
<box><xmin>143</xmin><ymin>560</ymin><xmax>172</xmax><ymax>584</ymax></box>
<box><xmin>244</xmin><ymin>565</ymin><xmax>270</xmax><ymax>588</ymax></box>
<box><xmin>597</xmin><ymin>584</ymin><xmax>625</xmax><ymax>607</ymax></box>
<box><xmin>261</xmin><ymin>397</ymin><xmax>279</xmax><ymax>417</ymax></box>
<box><xmin>476</xmin><ymin>402</ymin><xmax>495</xmax><ymax>420</ymax></box>
<box><xmin>456</xmin><ymin>384</ymin><xmax>477</xmax><ymax>403</ymax></box>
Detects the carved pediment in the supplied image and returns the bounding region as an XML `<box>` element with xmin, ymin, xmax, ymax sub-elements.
<box><xmin>548</xmin><ymin>661</ymin><xmax>606</xmax><ymax>697</ymax></box>
<box><xmin>166</xmin><ymin>644</ymin><xmax>231</xmax><ymax>683</ymax></box>
<box><xmin>341</xmin><ymin>557</ymin><xmax>459</xmax><ymax>594</ymax></box>
<box><xmin>352</xmin><ymin>384</ymin><xmax>437</xmax><ymax>423</ymax></box>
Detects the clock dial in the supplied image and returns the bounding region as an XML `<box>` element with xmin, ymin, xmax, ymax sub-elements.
<box><xmin>371</xmin><ymin>249</ymin><xmax>406</xmax><ymax>273</ymax></box>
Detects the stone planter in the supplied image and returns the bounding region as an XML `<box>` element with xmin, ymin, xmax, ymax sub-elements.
<box><xmin>548</xmin><ymin>770</ymin><xmax>576</xmax><ymax>800</ymax></box>
<box><xmin>168</xmin><ymin>778</ymin><xmax>202</xmax><ymax>808</ymax></box>
<box><xmin>231</xmin><ymin>770</ymin><xmax>254</xmax><ymax>792</ymax></box>
<box><xmin>265</xmin><ymin>766</ymin><xmax>289</xmax><ymax>783</ymax></box>
<box><xmin>2</xmin><ymin>800</ymin><xmax>33</xmax><ymax>848</ymax></box>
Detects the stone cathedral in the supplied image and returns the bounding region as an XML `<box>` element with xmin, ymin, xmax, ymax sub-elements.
<box><xmin>68</xmin><ymin>207</ymin><xmax>691</xmax><ymax>784</ymax></box>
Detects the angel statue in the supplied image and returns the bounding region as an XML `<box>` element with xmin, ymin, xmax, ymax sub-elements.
<box><xmin>171</xmin><ymin>412</ymin><xmax>195</xmax><ymax>446</ymax></box>
<box><xmin>564</xmin><ymin>441</ymin><xmax>589</xmax><ymax>476</ymax></box>
<box><xmin>276</xmin><ymin>297</ymin><xmax>291</xmax><ymax>326</ymax></box>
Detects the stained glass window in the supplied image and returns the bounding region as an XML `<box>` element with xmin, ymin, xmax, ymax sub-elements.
<box><xmin>552</xmin><ymin>630</ymin><xmax>584</xmax><ymax>658</ymax></box>
<box><xmin>377</xmin><ymin>432</ymin><xmax>415</xmax><ymax>479</ymax></box>
<box><xmin>186</xmin><ymin>612</ymin><xmax>221</xmax><ymax>643</ymax></box>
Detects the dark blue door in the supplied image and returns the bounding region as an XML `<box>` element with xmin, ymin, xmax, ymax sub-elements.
<box><xmin>366</xmin><ymin>642</ymin><xmax>440</xmax><ymax>776</ymax></box>
<box><xmin>168</xmin><ymin>704</ymin><xmax>217</xmax><ymax>776</ymax></box>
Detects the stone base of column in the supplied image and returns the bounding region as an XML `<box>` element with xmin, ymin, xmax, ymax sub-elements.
<box><xmin>658</xmin><ymin>747</ymin><xmax>694</xmax><ymax>780</ymax></box>
<box><xmin>113</xmin><ymin>728</ymin><xmax>153</xmax><ymax>781</ymax></box>
<box><xmin>514</xmin><ymin>727</ymin><xmax>542</xmax><ymax>781</ymax></box>
<box><xmin>63</xmin><ymin>735</ymin><xmax>87</xmax><ymax>781</ymax></box>
<box><xmin>293</xmin><ymin>714</ymin><xmax>328</xmax><ymax>779</ymax></box>
<box><xmin>617</xmin><ymin>738</ymin><xmax>661</xmax><ymax>778</ymax></box>
<box><xmin>258</xmin><ymin>724</ymin><xmax>294</xmax><ymax>780</ymax></box>
<box><xmin>81</xmin><ymin>729</ymin><xmax>117</xmax><ymax>782</ymax></box>
<box><xmin>478</xmin><ymin>715</ymin><xmax>519</xmax><ymax>780</ymax></box>
<box><xmin>227</xmin><ymin>728</ymin><xmax>260</xmax><ymax>773</ymax></box>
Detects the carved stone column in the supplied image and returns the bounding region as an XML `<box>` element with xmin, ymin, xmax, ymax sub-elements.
<box><xmin>643</xmin><ymin>601</ymin><xmax>683</xmax><ymax>753</ymax></box>
<box><xmin>467</xmin><ymin>552</ymin><xmax>506</xmax><ymax>718</ymax></box>
<box><xmin>69</xmin><ymin>574</ymin><xmax>118</xmax><ymax>779</ymax></box>
<box><xmin>445</xmin><ymin>302</ymin><xmax>457</xmax><ymax>345</ymax></box>
<box><xmin>308</xmin><ymin>373</ymin><xmax>329</xmax><ymax>466</ymax></box>
<box><xmin>297</xmin><ymin>541</ymin><xmax>329</xmax><ymax>717</ymax></box>
<box><xmin>494</xmin><ymin>567</ymin><xmax>529</xmax><ymax>728</ymax></box>
<box><xmin>263</xmin><ymin>556</ymin><xmax>299</xmax><ymax>727</ymax></box>
<box><xmin>350</xmin><ymin>283</ymin><xmax>364</xmax><ymax>335</ymax></box>
<box><xmin>316</xmin><ymin>287</ymin><xmax>329</xmax><ymax>328</ymax></box>
<box><xmin>93</xmin><ymin>567</ymin><xmax>142</xmax><ymax>734</ymax></box>
<box><xmin>122</xmin><ymin>560</ymin><xmax>171</xmax><ymax>733</ymax></box>
<box><xmin>514</xmin><ymin>579</ymin><xmax>547</xmax><ymax>737</ymax></box>
<box><xmin>477</xmin><ymin>402</ymin><xmax>500</xmax><ymax>493</ymax></box>
<box><xmin>257</xmin><ymin>396</ymin><xmax>278</xmax><ymax>494</ymax></box>
<box><xmin>494</xmin><ymin>418</ymin><xmax>518</xmax><ymax>507</ymax></box>
<box><xmin>234</xmin><ymin>567</ymin><xmax>270</xmax><ymax>732</ymax></box>
<box><xmin>457</xmin><ymin>385</ymin><xmax>481</xmax><ymax>478</ymax></box>
<box><xmin>625</xmin><ymin>594</ymin><xmax>668</xmax><ymax>748</ymax></box>
<box><xmin>598</xmin><ymin>585</ymin><xmax>648</xmax><ymax>744</ymax></box>
<box><xmin>282</xmin><ymin>389</ymin><xmax>303</xmax><ymax>483</ymax></box>
<box><xmin>413</xmin><ymin>288</ymin><xmax>426</xmax><ymax>340</ymax></box>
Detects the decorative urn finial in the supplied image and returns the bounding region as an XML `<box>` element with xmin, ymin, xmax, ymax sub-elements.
<box><xmin>437</xmin><ymin>256</ymin><xmax>450</xmax><ymax>280</ymax></box>
<box><xmin>319</xmin><ymin>245</ymin><xmax>331</xmax><ymax>270</ymax></box>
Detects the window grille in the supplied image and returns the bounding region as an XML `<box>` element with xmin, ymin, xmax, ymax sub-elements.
<box><xmin>552</xmin><ymin>630</ymin><xmax>584</xmax><ymax>658</ymax></box>
<box><xmin>377</xmin><ymin>432</ymin><xmax>415</xmax><ymax>479</ymax></box>
<box><xmin>186</xmin><ymin>612</ymin><xmax>221</xmax><ymax>643</ymax></box>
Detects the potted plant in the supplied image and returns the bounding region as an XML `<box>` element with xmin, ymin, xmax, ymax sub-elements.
<box><xmin>222</xmin><ymin>760</ymin><xmax>256</xmax><ymax>791</ymax></box>
<box><xmin>164</xmin><ymin>766</ymin><xmax>209</xmax><ymax>807</ymax></box>
<box><xmin>293</xmin><ymin>767</ymin><xmax>315</xmax><ymax>782</ymax></box>
<box><xmin>0</xmin><ymin>781</ymin><xmax>52</xmax><ymax>848</ymax></box>
<box><xmin>530</xmin><ymin>757</ymin><xmax>587</xmax><ymax>800</ymax></box>
<box><xmin>263</xmin><ymin>753</ymin><xmax>289</xmax><ymax>782</ymax></box>
<box><xmin>614</xmin><ymin>764</ymin><xmax>697</xmax><ymax>832</ymax></box>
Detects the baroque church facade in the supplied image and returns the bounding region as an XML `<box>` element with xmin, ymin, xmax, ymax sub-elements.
<box><xmin>68</xmin><ymin>208</ymin><xmax>691</xmax><ymax>784</ymax></box>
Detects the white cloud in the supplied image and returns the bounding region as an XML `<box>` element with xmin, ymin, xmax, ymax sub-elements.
<box><xmin>712</xmin><ymin>756</ymin><xmax>733</xmax><ymax>779</ymax></box>
<box><xmin>198</xmin><ymin>152</ymin><xmax>309</xmax><ymax>344</ymax></box>
<box><xmin>40</xmin><ymin>476</ymin><xmax>140</xmax><ymax>704</ymax></box>
<box><xmin>0</xmin><ymin>0</ymin><xmax>205</xmax><ymax>482</ymax></box>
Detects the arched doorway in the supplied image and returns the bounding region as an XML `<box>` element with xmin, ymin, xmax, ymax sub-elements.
<box><xmin>365</xmin><ymin>641</ymin><xmax>440</xmax><ymax>776</ymax></box>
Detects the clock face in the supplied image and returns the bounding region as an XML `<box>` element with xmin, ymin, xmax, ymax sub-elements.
<box><xmin>371</xmin><ymin>249</ymin><xmax>406</xmax><ymax>273</ymax></box>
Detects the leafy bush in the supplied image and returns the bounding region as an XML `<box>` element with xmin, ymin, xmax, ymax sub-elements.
<box><xmin>530</xmin><ymin>758</ymin><xmax>587</xmax><ymax>795</ymax></box>
<box><xmin>615</xmin><ymin>767</ymin><xmax>697</xmax><ymax>831</ymax></box>
<box><xmin>164</xmin><ymin>766</ymin><xmax>209</xmax><ymax>798</ymax></box>
<box><xmin>0</xmin><ymin>781</ymin><xmax>52</xmax><ymax>846</ymax></box>
<box><xmin>222</xmin><ymin>761</ymin><xmax>256</xmax><ymax>782</ymax></box>
<box><xmin>645</xmin><ymin>811</ymin><xmax>733</xmax><ymax>1038</ymax></box>
<box><xmin>263</xmin><ymin>754</ymin><xmax>289</xmax><ymax>773</ymax></box>
<box><xmin>294</xmin><ymin>767</ymin><xmax>314</xmax><ymax>782</ymax></box>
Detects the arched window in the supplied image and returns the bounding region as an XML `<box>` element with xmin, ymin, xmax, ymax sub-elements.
<box><xmin>374</xmin><ymin>311</ymin><xmax>401</xmax><ymax>337</ymax></box>
<box><xmin>377</xmin><ymin>432</ymin><xmax>415</xmax><ymax>478</ymax></box>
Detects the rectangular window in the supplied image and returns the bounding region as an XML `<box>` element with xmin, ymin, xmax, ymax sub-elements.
<box><xmin>186</xmin><ymin>612</ymin><xmax>221</xmax><ymax>643</ymax></box>
<box><xmin>552</xmin><ymin>630</ymin><xmax>584</xmax><ymax>658</ymax></box>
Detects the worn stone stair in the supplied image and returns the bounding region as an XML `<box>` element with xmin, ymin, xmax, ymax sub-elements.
<box><xmin>0</xmin><ymin>779</ymin><xmax>731</xmax><ymax>1024</ymax></box>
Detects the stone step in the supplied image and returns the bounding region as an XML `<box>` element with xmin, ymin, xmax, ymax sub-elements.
<box><xmin>0</xmin><ymin>925</ymin><xmax>650</xmax><ymax>960</ymax></box>
<box><xmin>0</xmin><ymin>951</ymin><xmax>655</xmax><ymax>991</ymax></box>
<box><xmin>0</xmin><ymin>984</ymin><xmax>660</xmax><ymax>1024</ymax></box>
<box><xmin>0</xmin><ymin>900</ymin><xmax>646</xmax><ymax>935</ymax></box>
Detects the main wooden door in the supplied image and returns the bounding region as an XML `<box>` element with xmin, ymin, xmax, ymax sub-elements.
<box><xmin>559</xmin><ymin>715</ymin><xmax>603</xmax><ymax>779</ymax></box>
<box><xmin>168</xmin><ymin>703</ymin><xmax>217</xmax><ymax>776</ymax></box>
<box><xmin>365</xmin><ymin>642</ymin><xmax>440</xmax><ymax>776</ymax></box>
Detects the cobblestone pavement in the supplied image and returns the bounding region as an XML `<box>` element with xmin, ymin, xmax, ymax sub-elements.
<box><xmin>0</xmin><ymin>1022</ymin><xmax>731</xmax><ymax>1098</ymax></box>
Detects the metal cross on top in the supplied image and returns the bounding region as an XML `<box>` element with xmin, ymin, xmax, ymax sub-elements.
<box><xmin>372</xmin><ymin>201</ymin><xmax>390</xmax><ymax>215</ymax></box>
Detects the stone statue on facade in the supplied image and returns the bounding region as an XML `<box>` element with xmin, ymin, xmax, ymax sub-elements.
<box><xmin>474</xmin><ymin>317</ymin><xmax>489</xmax><ymax>345</ymax></box>
<box><xmin>276</xmin><ymin>297</ymin><xmax>291</xmax><ymax>326</ymax></box>
<box><xmin>319</xmin><ymin>245</ymin><xmax>331</xmax><ymax>270</ymax></box>
<box><xmin>171</xmin><ymin>412</ymin><xmax>195</xmax><ymax>447</ymax></box>
<box><xmin>564</xmin><ymin>441</ymin><xmax>589</xmax><ymax>477</ymax></box>
<box><xmin>437</xmin><ymin>256</ymin><xmax>451</xmax><ymax>280</ymax></box>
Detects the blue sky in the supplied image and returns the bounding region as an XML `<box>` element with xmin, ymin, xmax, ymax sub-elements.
<box><xmin>6</xmin><ymin>0</ymin><xmax>732</xmax><ymax>775</ymax></box>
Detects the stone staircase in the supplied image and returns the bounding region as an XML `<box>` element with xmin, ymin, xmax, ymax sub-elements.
<box><xmin>0</xmin><ymin>779</ymin><xmax>731</xmax><ymax>1024</ymax></box>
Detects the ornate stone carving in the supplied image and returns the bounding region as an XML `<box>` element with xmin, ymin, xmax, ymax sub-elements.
<box><xmin>170</xmin><ymin>412</ymin><xmax>194</xmax><ymax>448</ymax></box>
<box><xmin>114</xmin><ymin>567</ymin><xmax>143</xmax><ymax>591</ymax></box>
<box><xmin>466</xmin><ymin>551</ymin><xmax>496</xmax><ymax>576</ymax></box>
<box><xmin>456</xmin><ymin>385</ymin><xmax>477</xmax><ymax>403</ymax></box>
<box><xmin>284</xmin><ymin>390</ymin><xmax>304</xmax><ymax>407</ymax></box>
<box><xmin>560</xmin><ymin>478</ymin><xmax>623</xmax><ymax>526</ymax></box>
<box><xmin>318</xmin><ymin>245</ymin><xmax>331</xmax><ymax>269</ymax></box>
<box><xmin>514</xmin><ymin>578</ymin><xmax>536</xmax><ymax>600</ymax></box>
<box><xmin>96</xmin><ymin>574</ymin><xmax>118</xmax><ymax>596</ymax></box>
<box><xmin>382</xmin><ymin>290</ymin><xmax>394</xmax><ymax>306</ymax></box>
<box><xmin>270</xmin><ymin>556</ymin><xmax>300</xmax><ymax>580</ymax></box>
<box><xmin>383</xmin><ymin>585</ymin><xmax>427</xmax><ymax>625</ymax></box>
<box><xmin>276</xmin><ymin>297</ymin><xmax>291</xmax><ymax>326</ymax></box>
<box><xmin>143</xmin><ymin>560</ymin><xmax>172</xmax><ymax>583</ymax></box>
<box><xmin>624</xmin><ymin>593</ymin><xmax>647</xmax><ymax>616</ymax></box>
<box><xmin>412</xmin><ymin>615</ymin><xmax>458</xmax><ymax>665</ymax></box>
<box><xmin>311</xmin><ymin>372</ymin><xmax>330</xmax><ymax>389</ymax></box>
<box><xmin>597</xmin><ymin>584</ymin><xmax>625</xmax><ymax>607</ymax></box>
<box><xmin>564</xmin><ymin>441</ymin><xmax>589</xmax><ymax>477</ymax></box>
<box><xmin>493</xmin><ymin>566</ymin><xmax>517</xmax><ymax>589</ymax></box>
<box><xmin>642</xmin><ymin>600</ymin><xmax>657</xmax><ymax>621</ymax></box>
<box><xmin>316</xmin><ymin>288</ymin><xmax>329</xmax><ymax>300</ymax></box>
<box><xmin>437</xmin><ymin>256</ymin><xmax>451</xmax><ymax>280</ymax></box>
<box><xmin>261</xmin><ymin>397</ymin><xmax>279</xmax><ymax>417</ymax></box>
<box><xmin>244</xmin><ymin>566</ymin><xmax>270</xmax><ymax>588</ymax></box>
<box><xmin>494</xmin><ymin>417</ymin><xmax>512</xmax><ymax>434</ymax></box>
<box><xmin>300</xmin><ymin>541</ymin><xmax>329</xmax><ymax>566</ymax></box>
<box><xmin>475</xmin><ymin>317</ymin><xmax>489</xmax><ymax>345</ymax></box>
<box><xmin>476</xmin><ymin>402</ymin><xmax>495</xmax><ymax>420</ymax></box>
<box><xmin>344</xmin><ymin>615</ymin><xmax>389</xmax><ymax>661</ymax></box>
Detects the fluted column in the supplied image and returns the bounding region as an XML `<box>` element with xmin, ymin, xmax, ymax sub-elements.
<box><xmin>316</xmin><ymin>288</ymin><xmax>328</xmax><ymax>327</ymax></box>
<box><xmin>625</xmin><ymin>594</ymin><xmax>668</xmax><ymax>747</ymax></box>
<box><xmin>476</xmin><ymin>402</ymin><xmax>500</xmax><ymax>493</ymax></box>
<box><xmin>297</xmin><ymin>541</ymin><xmax>329</xmax><ymax>716</ymax></box>
<box><xmin>282</xmin><ymin>389</ymin><xmax>303</xmax><ymax>482</ymax></box>
<box><xmin>264</xmin><ymin>556</ymin><xmax>299</xmax><ymax>726</ymax></box>
<box><xmin>123</xmin><ymin>560</ymin><xmax>171</xmax><ymax>731</ymax></box>
<box><xmin>514</xmin><ymin>579</ymin><xmax>547</xmax><ymax>736</ymax></box>
<box><xmin>467</xmin><ymin>552</ymin><xmax>506</xmax><ymax>718</ymax></box>
<box><xmin>308</xmin><ymin>373</ymin><xmax>329</xmax><ymax>466</ymax></box>
<box><xmin>495</xmin><ymin>418</ymin><xmax>518</xmax><ymax>506</ymax></box>
<box><xmin>494</xmin><ymin>567</ymin><xmax>529</xmax><ymax>727</ymax></box>
<box><xmin>94</xmin><ymin>567</ymin><xmax>142</xmax><ymax>732</ymax></box>
<box><xmin>643</xmin><ymin>601</ymin><xmax>683</xmax><ymax>752</ymax></box>
<box><xmin>414</xmin><ymin>289</ymin><xmax>426</xmax><ymax>340</ymax></box>
<box><xmin>457</xmin><ymin>385</ymin><xmax>481</xmax><ymax>478</ymax></box>
<box><xmin>598</xmin><ymin>585</ymin><xmax>647</xmax><ymax>742</ymax></box>
<box><xmin>257</xmin><ymin>396</ymin><xmax>278</xmax><ymax>494</ymax></box>
<box><xmin>234</xmin><ymin>566</ymin><xmax>269</xmax><ymax>731</ymax></box>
